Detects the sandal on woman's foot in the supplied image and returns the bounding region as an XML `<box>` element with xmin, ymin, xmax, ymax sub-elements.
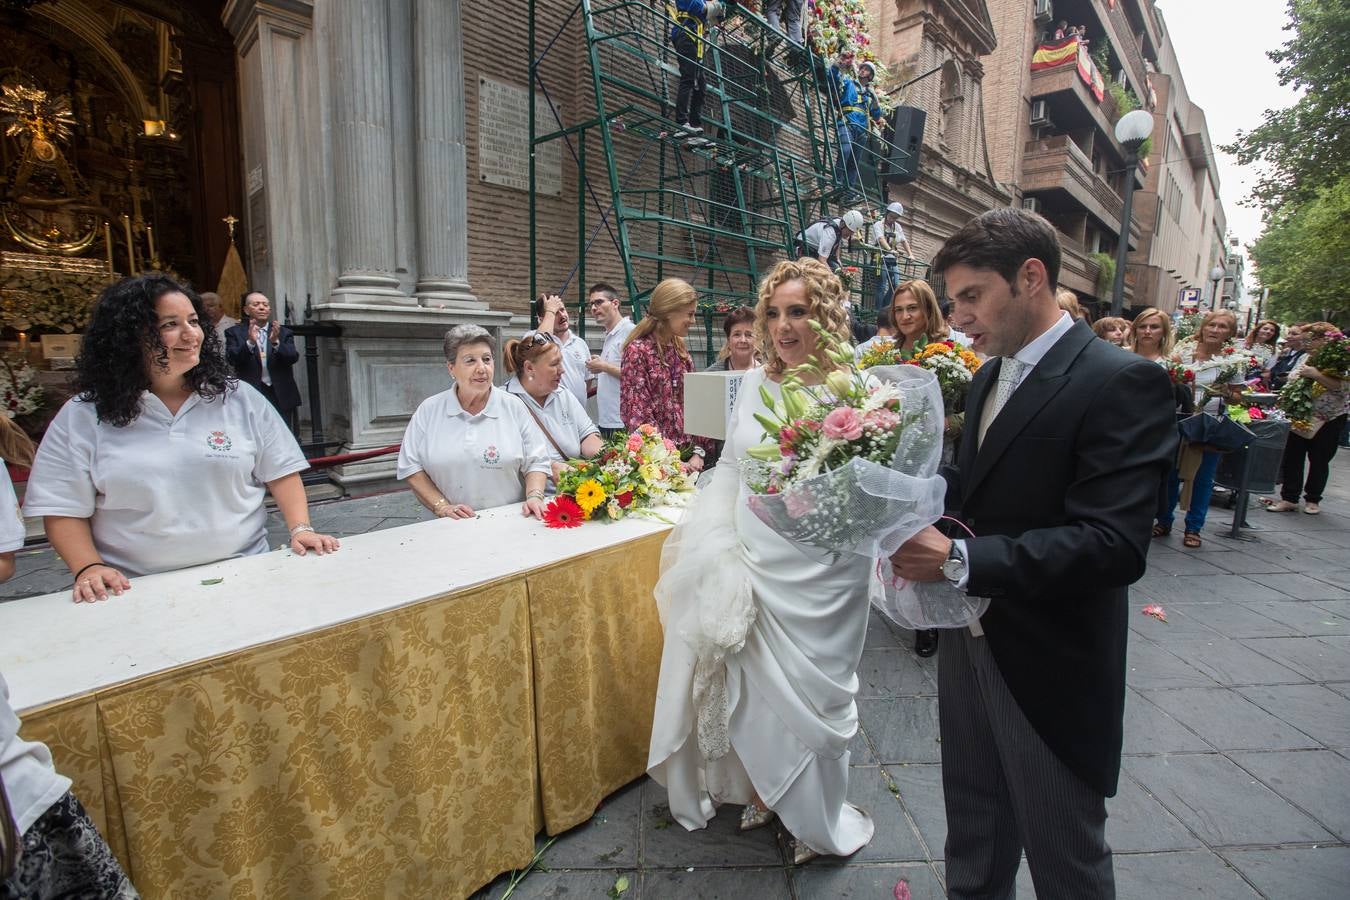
<box><xmin>1183</xmin><ymin>532</ymin><xmax>1202</xmax><ymax>548</ymax></box>
<box><xmin>738</xmin><ymin>803</ymin><xmax>776</xmax><ymax>832</ymax></box>
<box><xmin>791</xmin><ymin>839</ymin><xmax>821</xmax><ymax>865</ymax></box>
<box><xmin>1265</xmin><ymin>500</ymin><xmax>1299</xmax><ymax>512</ymax></box>
<box><xmin>1303</xmin><ymin>502</ymin><xmax>1321</xmax><ymax>515</ymax></box>
<box><xmin>1152</xmin><ymin>523</ymin><xmax>1171</xmax><ymax>538</ymax></box>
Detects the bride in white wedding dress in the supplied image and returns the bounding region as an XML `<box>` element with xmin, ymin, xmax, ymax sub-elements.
<box><xmin>647</xmin><ymin>259</ymin><xmax>874</xmax><ymax>864</ymax></box>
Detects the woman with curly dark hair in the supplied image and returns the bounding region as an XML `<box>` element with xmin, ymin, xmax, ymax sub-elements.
<box><xmin>23</xmin><ymin>274</ymin><xmax>339</xmax><ymax>602</ymax></box>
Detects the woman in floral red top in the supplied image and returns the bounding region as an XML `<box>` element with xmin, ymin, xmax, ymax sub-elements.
<box><xmin>621</xmin><ymin>278</ymin><xmax>717</xmax><ymax>473</ymax></box>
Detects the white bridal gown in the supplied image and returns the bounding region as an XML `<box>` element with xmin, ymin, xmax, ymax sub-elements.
<box><xmin>647</xmin><ymin>367</ymin><xmax>875</xmax><ymax>856</ymax></box>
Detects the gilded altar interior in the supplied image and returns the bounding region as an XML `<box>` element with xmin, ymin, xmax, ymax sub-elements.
<box><xmin>0</xmin><ymin>0</ymin><xmax>240</xmax><ymax>339</ymax></box>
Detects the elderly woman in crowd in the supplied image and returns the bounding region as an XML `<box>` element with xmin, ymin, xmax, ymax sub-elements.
<box><xmin>706</xmin><ymin>306</ymin><xmax>759</xmax><ymax>372</ymax></box>
<box><xmin>1155</xmin><ymin>309</ymin><xmax>1245</xmax><ymax>548</ymax></box>
<box><xmin>23</xmin><ymin>274</ymin><xmax>338</xmax><ymax>603</ymax></box>
<box><xmin>398</xmin><ymin>325</ymin><xmax>550</xmax><ymax>519</ymax></box>
<box><xmin>620</xmin><ymin>278</ymin><xmax>717</xmax><ymax>471</ymax></box>
<box><xmin>1092</xmin><ymin>316</ymin><xmax>1129</xmax><ymax>346</ymax></box>
<box><xmin>504</xmin><ymin>331</ymin><xmax>602</xmax><ymax>480</ymax></box>
<box><xmin>1266</xmin><ymin>321</ymin><xmax>1348</xmax><ymax>515</ymax></box>
<box><xmin>649</xmin><ymin>258</ymin><xmax>874</xmax><ymax>866</ymax></box>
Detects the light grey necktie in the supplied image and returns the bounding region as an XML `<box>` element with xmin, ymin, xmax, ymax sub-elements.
<box><xmin>978</xmin><ymin>357</ymin><xmax>1026</xmax><ymax>447</ymax></box>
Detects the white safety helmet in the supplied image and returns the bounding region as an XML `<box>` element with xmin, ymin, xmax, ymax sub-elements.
<box><xmin>842</xmin><ymin>209</ymin><xmax>865</xmax><ymax>231</ymax></box>
<box><xmin>886</xmin><ymin>201</ymin><xmax>904</xmax><ymax>217</ymax></box>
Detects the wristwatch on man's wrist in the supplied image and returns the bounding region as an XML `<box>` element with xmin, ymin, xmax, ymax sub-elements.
<box><xmin>940</xmin><ymin>541</ymin><xmax>967</xmax><ymax>584</ymax></box>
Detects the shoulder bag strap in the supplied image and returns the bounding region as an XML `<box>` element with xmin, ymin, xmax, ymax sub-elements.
<box><xmin>521</xmin><ymin>396</ymin><xmax>569</xmax><ymax>460</ymax></box>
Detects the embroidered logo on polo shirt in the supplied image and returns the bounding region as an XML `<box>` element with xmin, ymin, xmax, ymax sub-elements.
<box><xmin>483</xmin><ymin>445</ymin><xmax>500</xmax><ymax>465</ymax></box>
<box><xmin>206</xmin><ymin>430</ymin><xmax>233</xmax><ymax>452</ymax></box>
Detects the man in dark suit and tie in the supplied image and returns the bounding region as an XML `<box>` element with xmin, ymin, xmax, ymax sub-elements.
<box><xmin>225</xmin><ymin>291</ymin><xmax>301</xmax><ymax>431</ymax></box>
<box><xmin>891</xmin><ymin>209</ymin><xmax>1176</xmax><ymax>899</ymax></box>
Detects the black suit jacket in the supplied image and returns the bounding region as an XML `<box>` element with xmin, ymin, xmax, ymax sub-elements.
<box><xmin>948</xmin><ymin>320</ymin><xmax>1176</xmax><ymax>797</ymax></box>
<box><xmin>224</xmin><ymin>321</ymin><xmax>302</xmax><ymax>411</ymax></box>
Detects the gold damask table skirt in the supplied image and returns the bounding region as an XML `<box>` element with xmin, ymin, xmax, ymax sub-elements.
<box><xmin>17</xmin><ymin>531</ymin><xmax>668</xmax><ymax>899</ymax></box>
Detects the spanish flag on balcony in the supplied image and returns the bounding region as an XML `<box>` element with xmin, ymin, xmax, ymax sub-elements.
<box><xmin>1031</xmin><ymin>37</ymin><xmax>1079</xmax><ymax>70</ymax></box>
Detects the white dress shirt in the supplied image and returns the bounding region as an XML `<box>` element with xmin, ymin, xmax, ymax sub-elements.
<box><xmin>597</xmin><ymin>317</ymin><xmax>636</xmax><ymax>428</ymax></box>
<box><xmin>952</xmin><ymin>312</ymin><xmax>1074</xmax><ymax>591</ymax></box>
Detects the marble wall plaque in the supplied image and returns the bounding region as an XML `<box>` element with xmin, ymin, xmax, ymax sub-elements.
<box><xmin>478</xmin><ymin>76</ymin><xmax>562</xmax><ymax>196</ymax></box>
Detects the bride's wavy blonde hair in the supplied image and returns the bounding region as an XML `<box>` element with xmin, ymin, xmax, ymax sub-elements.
<box><xmin>754</xmin><ymin>258</ymin><xmax>851</xmax><ymax>376</ymax></box>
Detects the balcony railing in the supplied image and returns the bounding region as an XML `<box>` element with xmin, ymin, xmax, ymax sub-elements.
<box><xmin>1022</xmin><ymin>134</ymin><xmax>1126</xmax><ymax>232</ymax></box>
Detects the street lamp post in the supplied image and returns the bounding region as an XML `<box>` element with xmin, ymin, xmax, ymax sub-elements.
<box><xmin>1209</xmin><ymin>265</ymin><xmax>1226</xmax><ymax>311</ymax></box>
<box><xmin>1110</xmin><ymin>110</ymin><xmax>1154</xmax><ymax>317</ymax></box>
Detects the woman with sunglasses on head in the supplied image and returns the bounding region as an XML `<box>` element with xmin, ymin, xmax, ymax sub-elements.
<box><xmin>504</xmin><ymin>332</ymin><xmax>603</xmax><ymax>484</ymax></box>
<box><xmin>397</xmin><ymin>325</ymin><xmax>551</xmax><ymax>520</ymax></box>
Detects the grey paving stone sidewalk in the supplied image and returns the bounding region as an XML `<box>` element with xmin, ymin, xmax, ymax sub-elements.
<box><xmin>5</xmin><ymin>458</ymin><xmax>1348</xmax><ymax>898</ymax></box>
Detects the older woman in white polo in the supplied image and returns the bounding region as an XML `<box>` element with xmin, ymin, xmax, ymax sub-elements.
<box><xmin>23</xmin><ymin>274</ymin><xmax>340</xmax><ymax>603</ymax></box>
<box><xmin>398</xmin><ymin>325</ymin><xmax>551</xmax><ymax>519</ymax></box>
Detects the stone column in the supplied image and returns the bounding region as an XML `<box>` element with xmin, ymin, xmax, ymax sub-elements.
<box><xmin>328</xmin><ymin>0</ymin><xmax>406</xmax><ymax>301</ymax></box>
<box><xmin>411</xmin><ymin>0</ymin><xmax>479</xmax><ymax>306</ymax></box>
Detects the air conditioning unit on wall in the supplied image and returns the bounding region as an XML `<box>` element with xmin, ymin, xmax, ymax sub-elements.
<box><xmin>1030</xmin><ymin>100</ymin><xmax>1050</xmax><ymax>127</ymax></box>
<box><xmin>1034</xmin><ymin>0</ymin><xmax>1054</xmax><ymax>26</ymax></box>
<box><xmin>1022</xmin><ymin>197</ymin><xmax>1042</xmax><ymax>214</ymax></box>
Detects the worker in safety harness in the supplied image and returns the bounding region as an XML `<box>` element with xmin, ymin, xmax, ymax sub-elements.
<box><xmin>794</xmin><ymin>209</ymin><xmax>865</xmax><ymax>272</ymax></box>
<box><xmin>827</xmin><ymin>49</ymin><xmax>884</xmax><ymax>197</ymax></box>
<box><xmin>667</xmin><ymin>1</ymin><xmax>724</xmax><ymax>146</ymax></box>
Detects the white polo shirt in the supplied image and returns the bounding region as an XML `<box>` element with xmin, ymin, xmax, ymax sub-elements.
<box><xmin>1</xmin><ymin>671</ymin><xmax>72</xmax><ymax>835</ymax></box>
<box><xmin>551</xmin><ymin>331</ymin><xmax>594</xmax><ymax>407</ymax></box>
<box><xmin>23</xmin><ymin>384</ymin><xmax>308</xmax><ymax>578</ymax></box>
<box><xmin>0</xmin><ymin>465</ymin><xmax>23</xmax><ymax>553</ymax></box>
<box><xmin>397</xmin><ymin>385</ymin><xmax>551</xmax><ymax>510</ymax></box>
<box><xmin>597</xmin><ymin>317</ymin><xmax>636</xmax><ymax>428</ymax></box>
<box><xmin>504</xmin><ymin>377</ymin><xmax>600</xmax><ymax>462</ymax></box>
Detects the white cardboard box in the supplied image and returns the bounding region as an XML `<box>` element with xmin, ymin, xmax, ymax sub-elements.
<box><xmin>683</xmin><ymin>369</ymin><xmax>745</xmax><ymax>440</ymax></box>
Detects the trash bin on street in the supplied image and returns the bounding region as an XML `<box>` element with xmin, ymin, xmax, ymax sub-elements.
<box><xmin>1215</xmin><ymin>419</ymin><xmax>1291</xmax><ymax>496</ymax></box>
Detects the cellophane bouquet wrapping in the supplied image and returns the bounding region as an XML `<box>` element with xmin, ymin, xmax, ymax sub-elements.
<box><xmin>740</xmin><ymin>323</ymin><xmax>988</xmax><ymax>628</ymax></box>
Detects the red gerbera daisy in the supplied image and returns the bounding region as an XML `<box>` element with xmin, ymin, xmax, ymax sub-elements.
<box><xmin>542</xmin><ymin>495</ymin><xmax>585</xmax><ymax>529</ymax></box>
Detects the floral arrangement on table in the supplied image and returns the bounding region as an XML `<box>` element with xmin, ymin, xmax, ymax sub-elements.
<box><xmin>856</xmin><ymin>336</ymin><xmax>981</xmax><ymax>408</ymax></box>
<box><xmin>696</xmin><ymin>297</ymin><xmax>749</xmax><ymax>317</ymax></box>
<box><xmin>1170</xmin><ymin>338</ymin><xmax>1262</xmax><ymax>387</ymax></box>
<box><xmin>1277</xmin><ymin>329</ymin><xmax>1350</xmax><ymax>432</ymax></box>
<box><xmin>0</xmin><ymin>269</ymin><xmax>106</xmax><ymax>334</ymax></box>
<box><xmin>0</xmin><ymin>356</ymin><xmax>44</xmax><ymax>420</ymax></box>
<box><xmin>542</xmin><ymin>425</ymin><xmax>696</xmax><ymax>528</ymax></box>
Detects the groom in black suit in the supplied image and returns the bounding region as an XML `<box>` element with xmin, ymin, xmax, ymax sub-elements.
<box><xmin>891</xmin><ymin>209</ymin><xmax>1175</xmax><ymax>899</ymax></box>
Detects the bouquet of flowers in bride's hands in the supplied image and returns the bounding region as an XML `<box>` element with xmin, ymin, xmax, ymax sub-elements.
<box><xmin>739</xmin><ymin>322</ymin><xmax>988</xmax><ymax>628</ymax></box>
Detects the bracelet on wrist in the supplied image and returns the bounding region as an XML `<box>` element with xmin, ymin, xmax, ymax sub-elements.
<box><xmin>72</xmin><ymin>561</ymin><xmax>107</xmax><ymax>582</ymax></box>
<box><xmin>526</xmin><ymin>490</ymin><xmax>546</xmax><ymax>501</ymax></box>
<box><xmin>432</xmin><ymin>498</ymin><xmax>450</xmax><ymax>510</ymax></box>
<box><xmin>289</xmin><ymin>523</ymin><xmax>315</xmax><ymax>538</ymax></box>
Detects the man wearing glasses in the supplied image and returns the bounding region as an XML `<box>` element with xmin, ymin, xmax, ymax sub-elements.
<box><xmin>584</xmin><ymin>283</ymin><xmax>635</xmax><ymax>439</ymax></box>
<box><xmin>534</xmin><ymin>294</ymin><xmax>595</xmax><ymax>406</ymax></box>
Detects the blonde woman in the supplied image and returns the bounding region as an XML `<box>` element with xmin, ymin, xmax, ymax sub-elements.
<box><xmin>1127</xmin><ymin>307</ymin><xmax>1174</xmax><ymax>361</ymax></box>
<box><xmin>648</xmin><ymin>258</ymin><xmax>874</xmax><ymax>866</ymax></box>
<box><xmin>1157</xmin><ymin>309</ymin><xmax>1245</xmax><ymax>547</ymax></box>
<box><xmin>1056</xmin><ymin>288</ymin><xmax>1086</xmax><ymax>321</ymax></box>
<box><xmin>890</xmin><ymin>278</ymin><xmax>948</xmax><ymax>355</ymax></box>
<box><xmin>620</xmin><ymin>278</ymin><xmax>716</xmax><ymax>471</ymax></box>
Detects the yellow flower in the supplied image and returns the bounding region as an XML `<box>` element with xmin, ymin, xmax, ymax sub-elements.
<box><xmin>639</xmin><ymin>463</ymin><xmax>662</xmax><ymax>484</ymax></box>
<box><xmin>574</xmin><ymin>478</ymin><xmax>606</xmax><ymax>512</ymax></box>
